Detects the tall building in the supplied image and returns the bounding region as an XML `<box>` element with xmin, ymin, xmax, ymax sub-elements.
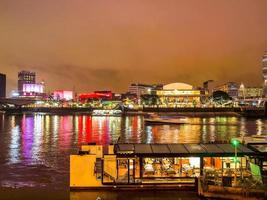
<box><xmin>203</xmin><ymin>80</ymin><xmax>215</xmax><ymax>96</ymax></box>
<box><xmin>262</xmin><ymin>51</ymin><xmax>267</xmax><ymax>96</ymax></box>
<box><xmin>18</xmin><ymin>71</ymin><xmax>36</xmax><ymax>92</ymax></box>
<box><xmin>0</xmin><ymin>73</ymin><xmax>6</xmax><ymax>98</ymax></box>
<box><xmin>17</xmin><ymin>71</ymin><xmax>45</xmax><ymax>97</ymax></box>
<box><xmin>214</xmin><ymin>82</ymin><xmax>240</xmax><ymax>99</ymax></box>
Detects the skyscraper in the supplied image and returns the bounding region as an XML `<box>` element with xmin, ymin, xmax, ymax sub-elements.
<box><xmin>18</xmin><ymin>71</ymin><xmax>36</xmax><ymax>92</ymax></box>
<box><xmin>262</xmin><ymin>52</ymin><xmax>267</xmax><ymax>96</ymax></box>
<box><xmin>0</xmin><ymin>73</ymin><xmax>6</xmax><ymax>98</ymax></box>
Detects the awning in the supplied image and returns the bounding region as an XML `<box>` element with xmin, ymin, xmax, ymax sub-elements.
<box><xmin>114</xmin><ymin>143</ymin><xmax>256</xmax><ymax>157</ymax></box>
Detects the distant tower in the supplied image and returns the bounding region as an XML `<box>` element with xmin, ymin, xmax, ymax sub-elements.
<box><xmin>263</xmin><ymin>52</ymin><xmax>267</xmax><ymax>96</ymax></box>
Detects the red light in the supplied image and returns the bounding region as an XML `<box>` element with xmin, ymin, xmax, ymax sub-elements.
<box><xmin>79</xmin><ymin>91</ymin><xmax>112</xmax><ymax>100</ymax></box>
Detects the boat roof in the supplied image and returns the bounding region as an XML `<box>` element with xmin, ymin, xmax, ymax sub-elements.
<box><xmin>247</xmin><ymin>143</ymin><xmax>267</xmax><ymax>156</ymax></box>
<box><xmin>114</xmin><ymin>143</ymin><xmax>256</xmax><ymax>157</ymax></box>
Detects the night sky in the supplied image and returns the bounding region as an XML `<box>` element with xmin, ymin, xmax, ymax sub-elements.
<box><xmin>1</xmin><ymin>0</ymin><xmax>267</xmax><ymax>94</ymax></box>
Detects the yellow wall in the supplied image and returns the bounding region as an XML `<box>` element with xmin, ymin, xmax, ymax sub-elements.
<box><xmin>103</xmin><ymin>155</ymin><xmax>117</xmax><ymax>179</ymax></box>
<box><xmin>70</xmin><ymin>155</ymin><xmax>102</xmax><ymax>187</ymax></box>
<box><xmin>108</xmin><ymin>145</ymin><xmax>114</xmax><ymax>154</ymax></box>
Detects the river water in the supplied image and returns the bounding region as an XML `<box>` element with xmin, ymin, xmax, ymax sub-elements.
<box><xmin>0</xmin><ymin>113</ymin><xmax>266</xmax><ymax>199</ymax></box>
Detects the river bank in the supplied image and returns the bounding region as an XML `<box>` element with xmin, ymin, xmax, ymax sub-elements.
<box><xmin>1</xmin><ymin>106</ymin><xmax>266</xmax><ymax>118</ymax></box>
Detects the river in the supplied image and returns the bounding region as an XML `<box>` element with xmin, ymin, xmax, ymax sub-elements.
<box><xmin>0</xmin><ymin>113</ymin><xmax>266</xmax><ymax>199</ymax></box>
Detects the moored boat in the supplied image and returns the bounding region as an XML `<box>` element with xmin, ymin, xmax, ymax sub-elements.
<box><xmin>92</xmin><ymin>109</ymin><xmax>122</xmax><ymax>116</ymax></box>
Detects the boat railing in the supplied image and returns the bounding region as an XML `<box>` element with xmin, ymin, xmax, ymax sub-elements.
<box><xmin>198</xmin><ymin>173</ymin><xmax>267</xmax><ymax>199</ymax></box>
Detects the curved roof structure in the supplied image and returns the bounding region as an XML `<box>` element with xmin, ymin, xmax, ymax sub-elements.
<box><xmin>163</xmin><ymin>83</ymin><xmax>193</xmax><ymax>90</ymax></box>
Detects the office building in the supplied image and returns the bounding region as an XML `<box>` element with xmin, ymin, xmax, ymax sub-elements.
<box><xmin>17</xmin><ymin>71</ymin><xmax>45</xmax><ymax>97</ymax></box>
<box><xmin>18</xmin><ymin>71</ymin><xmax>36</xmax><ymax>92</ymax></box>
<box><xmin>0</xmin><ymin>73</ymin><xmax>6</xmax><ymax>98</ymax></box>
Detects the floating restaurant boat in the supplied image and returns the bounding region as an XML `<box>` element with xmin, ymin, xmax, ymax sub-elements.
<box><xmin>92</xmin><ymin>109</ymin><xmax>122</xmax><ymax>116</ymax></box>
<box><xmin>70</xmin><ymin>142</ymin><xmax>267</xmax><ymax>197</ymax></box>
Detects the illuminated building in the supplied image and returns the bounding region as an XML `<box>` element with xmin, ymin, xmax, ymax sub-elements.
<box><xmin>17</xmin><ymin>71</ymin><xmax>45</xmax><ymax>97</ymax></box>
<box><xmin>79</xmin><ymin>91</ymin><xmax>112</xmax><ymax>101</ymax></box>
<box><xmin>53</xmin><ymin>90</ymin><xmax>73</xmax><ymax>101</ymax></box>
<box><xmin>143</xmin><ymin>82</ymin><xmax>208</xmax><ymax>107</ymax></box>
<box><xmin>262</xmin><ymin>51</ymin><xmax>267</xmax><ymax>96</ymax></box>
<box><xmin>214</xmin><ymin>82</ymin><xmax>240</xmax><ymax>99</ymax></box>
<box><xmin>238</xmin><ymin>84</ymin><xmax>263</xmax><ymax>99</ymax></box>
<box><xmin>21</xmin><ymin>83</ymin><xmax>45</xmax><ymax>97</ymax></box>
<box><xmin>128</xmin><ymin>83</ymin><xmax>163</xmax><ymax>99</ymax></box>
<box><xmin>0</xmin><ymin>73</ymin><xmax>6</xmax><ymax>98</ymax></box>
<box><xmin>18</xmin><ymin>71</ymin><xmax>36</xmax><ymax>92</ymax></box>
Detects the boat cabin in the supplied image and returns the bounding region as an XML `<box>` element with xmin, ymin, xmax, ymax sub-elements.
<box><xmin>70</xmin><ymin>143</ymin><xmax>266</xmax><ymax>189</ymax></box>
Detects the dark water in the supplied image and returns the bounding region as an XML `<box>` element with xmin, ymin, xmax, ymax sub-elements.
<box><xmin>0</xmin><ymin>114</ymin><xmax>266</xmax><ymax>199</ymax></box>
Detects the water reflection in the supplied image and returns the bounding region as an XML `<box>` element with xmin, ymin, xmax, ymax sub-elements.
<box><xmin>0</xmin><ymin>114</ymin><xmax>267</xmax><ymax>190</ymax></box>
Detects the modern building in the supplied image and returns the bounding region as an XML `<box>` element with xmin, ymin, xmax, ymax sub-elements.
<box><xmin>214</xmin><ymin>82</ymin><xmax>240</xmax><ymax>99</ymax></box>
<box><xmin>203</xmin><ymin>80</ymin><xmax>215</xmax><ymax>96</ymax></box>
<box><xmin>53</xmin><ymin>90</ymin><xmax>73</xmax><ymax>101</ymax></box>
<box><xmin>128</xmin><ymin>83</ymin><xmax>163</xmax><ymax>99</ymax></box>
<box><xmin>18</xmin><ymin>71</ymin><xmax>36</xmax><ymax>92</ymax></box>
<box><xmin>262</xmin><ymin>52</ymin><xmax>267</xmax><ymax>96</ymax></box>
<box><xmin>0</xmin><ymin>73</ymin><xmax>6</xmax><ymax>98</ymax></box>
<box><xmin>142</xmin><ymin>82</ymin><xmax>208</xmax><ymax>107</ymax></box>
<box><xmin>238</xmin><ymin>84</ymin><xmax>263</xmax><ymax>99</ymax></box>
<box><xmin>17</xmin><ymin>71</ymin><xmax>45</xmax><ymax>97</ymax></box>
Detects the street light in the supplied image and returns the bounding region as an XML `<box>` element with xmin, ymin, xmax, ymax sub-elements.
<box><xmin>231</xmin><ymin>138</ymin><xmax>240</xmax><ymax>186</ymax></box>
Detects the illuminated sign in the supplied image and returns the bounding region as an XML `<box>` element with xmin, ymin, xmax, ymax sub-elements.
<box><xmin>22</xmin><ymin>83</ymin><xmax>44</xmax><ymax>93</ymax></box>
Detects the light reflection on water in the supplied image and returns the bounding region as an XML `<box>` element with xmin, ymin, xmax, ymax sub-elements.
<box><xmin>0</xmin><ymin>113</ymin><xmax>266</xmax><ymax>192</ymax></box>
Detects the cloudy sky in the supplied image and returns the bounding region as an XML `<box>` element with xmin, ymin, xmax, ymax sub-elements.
<box><xmin>1</xmin><ymin>0</ymin><xmax>267</xmax><ymax>94</ymax></box>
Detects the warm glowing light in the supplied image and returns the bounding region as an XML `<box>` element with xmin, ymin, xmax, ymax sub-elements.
<box><xmin>22</xmin><ymin>83</ymin><xmax>44</xmax><ymax>93</ymax></box>
<box><xmin>53</xmin><ymin>90</ymin><xmax>73</xmax><ymax>100</ymax></box>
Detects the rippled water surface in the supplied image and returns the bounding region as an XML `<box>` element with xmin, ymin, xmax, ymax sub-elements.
<box><xmin>0</xmin><ymin>114</ymin><xmax>266</xmax><ymax>199</ymax></box>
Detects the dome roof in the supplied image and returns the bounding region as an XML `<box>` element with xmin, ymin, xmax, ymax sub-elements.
<box><xmin>163</xmin><ymin>83</ymin><xmax>193</xmax><ymax>90</ymax></box>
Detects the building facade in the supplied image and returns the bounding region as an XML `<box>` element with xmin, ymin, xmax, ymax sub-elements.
<box><xmin>238</xmin><ymin>84</ymin><xmax>263</xmax><ymax>99</ymax></box>
<box><xmin>262</xmin><ymin>52</ymin><xmax>267</xmax><ymax>96</ymax></box>
<box><xmin>203</xmin><ymin>80</ymin><xmax>215</xmax><ymax>96</ymax></box>
<box><xmin>18</xmin><ymin>71</ymin><xmax>36</xmax><ymax>92</ymax></box>
<box><xmin>0</xmin><ymin>73</ymin><xmax>6</xmax><ymax>98</ymax></box>
<box><xmin>17</xmin><ymin>71</ymin><xmax>45</xmax><ymax>97</ymax></box>
<box><xmin>142</xmin><ymin>82</ymin><xmax>208</xmax><ymax>107</ymax></box>
<box><xmin>214</xmin><ymin>82</ymin><xmax>240</xmax><ymax>99</ymax></box>
<box><xmin>128</xmin><ymin>83</ymin><xmax>163</xmax><ymax>99</ymax></box>
<box><xmin>53</xmin><ymin>90</ymin><xmax>73</xmax><ymax>101</ymax></box>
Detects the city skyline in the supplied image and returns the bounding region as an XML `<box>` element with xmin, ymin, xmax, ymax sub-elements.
<box><xmin>1</xmin><ymin>0</ymin><xmax>267</xmax><ymax>94</ymax></box>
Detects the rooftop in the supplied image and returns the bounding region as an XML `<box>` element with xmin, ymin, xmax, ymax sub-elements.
<box><xmin>115</xmin><ymin>143</ymin><xmax>255</xmax><ymax>157</ymax></box>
